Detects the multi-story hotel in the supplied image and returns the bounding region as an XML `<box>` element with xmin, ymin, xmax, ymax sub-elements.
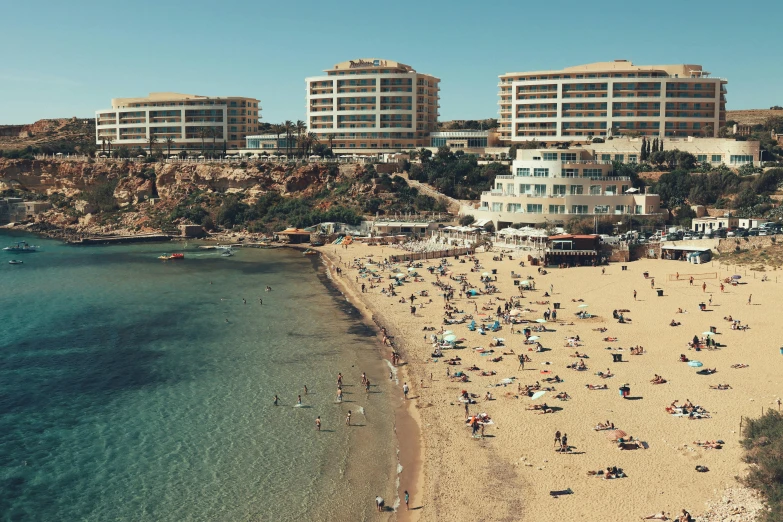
<box><xmin>468</xmin><ymin>147</ymin><xmax>663</xmax><ymax>229</ymax></box>
<box><xmin>304</xmin><ymin>59</ymin><xmax>439</xmax><ymax>152</ymax></box>
<box><xmin>498</xmin><ymin>61</ymin><xmax>726</xmax><ymax>142</ymax></box>
<box><xmin>95</xmin><ymin>92</ymin><xmax>261</xmax><ymax>152</ymax></box>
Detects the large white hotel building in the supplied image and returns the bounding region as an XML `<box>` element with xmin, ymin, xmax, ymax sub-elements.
<box><xmin>498</xmin><ymin>60</ymin><xmax>727</xmax><ymax>142</ymax></box>
<box><xmin>95</xmin><ymin>92</ymin><xmax>261</xmax><ymax>152</ymax></box>
<box><xmin>304</xmin><ymin>59</ymin><xmax>440</xmax><ymax>151</ymax></box>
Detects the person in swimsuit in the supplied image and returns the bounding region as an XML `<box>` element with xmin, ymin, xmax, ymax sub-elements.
<box><xmin>297</xmin><ymin>395</ymin><xmax>302</xmax><ymax>406</ymax></box>
<box><xmin>315</xmin><ymin>416</ymin><xmax>321</xmax><ymax>431</ymax></box>
<box><xmin>346</xmin><ymin>410</ymin><xmax>352</xmax><ymax>426</ymax></box>
<box><xmin>273</xmin><ymin>395</ymin><xmax>279</xmax><ymax>406</ymax></box>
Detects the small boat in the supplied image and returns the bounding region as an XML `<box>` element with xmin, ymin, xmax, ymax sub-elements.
<box><xmin>221</xmin><ymin>249</ymin><xmax>235</xmax><ymax>257</ymax></box>
<box><xmin>171</xmin><ymin>253</ymin><xmax>185</xmax><ymax>259</ymax></box>
<box><xmin>3</xmin><ymin>241</ymin><xmax>39</xmax><ymax>253</ymax></box>
<box><xmin>302</xmin><ymin>249</ymin><xmax>318</xmax><ymax>256</ymax></box>
<box><xmin>8</xmin><ymin>260</ymin><xmax>23</xmax><ymax>265</ymax></box>
<box><xmin>158</xmin><ymin>254</ymin><xmax>172</xmax><ymax>260</ymax></box>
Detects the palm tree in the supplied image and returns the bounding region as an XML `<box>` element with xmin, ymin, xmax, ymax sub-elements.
<box><xmin>271</xmin><ymin>124</ymin><xmax>285</xmax><ymax>153</ymax></box>
<box><xmin>210</xmin><ymin>127</ymin><xmax>218</xmax><ymax>156</ymax></box>
<box><xmin>306</xmin><ymin>132</ymin><xmax>319</xmax><ymax>156</ymax></box>
<box><xmin>101</xmin><ymin>138</ymin><xmax>106</xmax><ymax>154</ymax></box>
<box><xmin>106</xmin><ymin>136</ymin><xmax>114</xmax><ymax>157</ymax></box>
<box><xmin>198</xmin><ymin>127</ymin><xmax>209</xmax><ymax>153</ymax></box>
<box><xmin>326</xmin><ymin>133</ymin><xmax>335</xmax><ymax>152</ymax></box>
<box><xmin>283</xmin><ymin>120</ymin><xmax>294</xmax><ymax>158</ymax></box>
<box><xmin>165</xmin><ymin>136</ymin><xmax>175</xmax><ymax>157</ymax></box>
<box><xmin>147</xmin><ymin>134</ymin><xmax>159</xmax><ymax>156</ymax></box>
<box><xmin>295</xmin><ymin>120</ymin><xmax>306</xmax><ymax>157</ymax></box>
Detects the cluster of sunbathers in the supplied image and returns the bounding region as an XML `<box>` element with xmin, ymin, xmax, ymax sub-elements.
<box><xmin>593</xmin><ymin>420</ymin><xmax>615</xmax><ymax>431</ymax></box>
<box><xmin>650</xmin><ymin>374</ymin><xmax>667</xmax><ymax>384</ymax></box>
<box><xmin>692</xmin><ymin>440</ymin><xmax>723</xmax><ymax>449</ymax></box>
<box><xmin>567</xmin><ymin>360</ymin><xmax>588</xmax><ymax>370</ymax></box>
<box><xmin>587</xmin><ymin>466</ymin><xmax>626</xmax><ymax>479</ymax></box>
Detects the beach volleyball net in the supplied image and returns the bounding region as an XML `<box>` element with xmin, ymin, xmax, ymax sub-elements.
<box><xmin>668</xmin><ymin>272</ymin><xmax>717</xmax><ymax>282</ymax></box>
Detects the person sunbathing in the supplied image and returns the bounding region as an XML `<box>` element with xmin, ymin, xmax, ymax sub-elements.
<box><xmin>543</xmin><ymin>375</ymin><xmax>563</xmax><ymax>383</ymax></box>
<box><xmin>599</xmin><ymin>368</ymin><xmax>614</xmax><ymax>379</ymax></box>
<box><xmin>570</xmin><ymin>351</ymin><xmax>589</xmax><ymax>358</ymax></box>
<box><xmin>466</xmin><ymin>365</ymin><xmax>480</xmax><ymax>371</ymax></box>
<box><xmin>679</xmin><ymin>354</ymin><xmax>689</xmax><ymax>362</ymax></box>
<box><xmin>586</xmin><ymin>384</ymin><xmax>608</xmax><ymax>390</ymax></box>
<box><xmin>709</xmin><ymin>384</ymin><xmax>731</xmax><ymax>390</ymax></box>
<box><xmin>670</xmin><ymin>319</ymin><xmax>681</xmax><ymax>327</ymax></box>
<box><xmin>642</xmin><ymin>512</ymin><xmax>670</xmax><ymax>520</ymax></box>
<box><xmin>484</xmin><ymin>391</ymin><xmax>493</xmax><ymax>401</ymax></box>
<box><xmin>698</xmin><ymin>368</ymin><xmax>717</xmax><ymax>375</ymax></box>
<box><xmin>723</xmin><ymin>315</ymin><xmax>733</xmax><ymax>322</ymax></box>
<box><xmin>693</xmin><ymin>440</ymin><xmax>722</xmax><ymax>449</ymax></box>
<box><xmin>571</xmin><ymin>298</ymin><xmax>584</xmax><ymax>302</ymax></box>
<box><xmin>536</xmin><ymin>406</ymin><xmax>555</xmax><ymax>414</ymax></box>
<box><xmin>594</xmin><ymin>327</ymin><xmax>608</xmax><ymax>332</ymax></box>
<box><xmin>490</xmin><ymin>356</ymin><xmax>503</xmax><ymax>363</ymax></box>
<box><xmin>731</xmin><ymin>363</ymin><xmax>749</xmax><ymax>368</ymax></box>
<box><xmin>676</xmin><ymin>308</ymin><xmax>684</xmax><ymax>314</ymax></box>
<box><xmin>526</xmin><ymin>403</ymin><xmax>548</xmax><ymax>410</ymax></box>
<box><xmin>631</xmin><ymin>346</ymin><xmax>645</xmax><ymax>355</ymax></box>
<box><xmin>554</xmin><ymin>391</ymin><xmax>571</xmax><ymax>401</ymax></box>
<box><xmin>446</xmin><ymin>359</ymin><xmax>462</xmax><ymax>365</ymax></box>
<box><xmin>594</xmin><ymin>420</ymin><xmax>615</xmax><ymax>430</ymax></box>
<box><xmin>650</xmin><ymin>374</ymin><xmax>667</xmax><ymax>384</ymax></box>
<box><xmin>603</xmin><ymin>336</ymin><xmax>618</xmax><ymax>342</ymax></box>
<box><xmin>479</xmin><ymin>370</ymin><xmax>497</xmax><ymax>376</ymax></box>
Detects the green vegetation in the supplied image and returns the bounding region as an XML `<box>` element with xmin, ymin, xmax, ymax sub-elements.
<box><xmin>82</xmin><ymin>179</ymin><xmax>119</xmax><ymax>212</ymax></box>
<box><xmin>741</xmin><ymin>409</ymin><xmax>783</xmax><ymax>521</ymax></box>
<box><xmin>408</xmin><ymin>147</ymin><xmax>508</xmax><ymax>199</ymax></box>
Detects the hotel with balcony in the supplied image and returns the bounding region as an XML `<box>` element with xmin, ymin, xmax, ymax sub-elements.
<box><xmin>469</xmin><ymin>147</ymin><xmax>662</xmax><ymax>229</ymax></box>
<box><xmin>95</xmin><ymin>92</ymin><xmax>261</xmax><ymax>152</ymax></box>
<box><xmin>304</xmin><ymin>59</ymin><xmax>439</xmax><ymax>152</ymax></box>
<box><xmin>497</xmin><ymin>61</ymin><xmax>726</xmax><ymax>143</ymax></box>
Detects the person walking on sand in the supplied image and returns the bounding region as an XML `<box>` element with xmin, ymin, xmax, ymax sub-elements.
<box><xmin>404</xmin><ymin>490</ymin><xmax>409</xmax><ymax>511</ymax></box>
<box><xmin>297</xmin><ymin>395</ymin><xmax>302</xmax><ymax>406</ymax></box>
<box><xmin>337</xmin><ymin>373</ymin><xmax>343</xmax><ymax>386</ymax></box>
<box><xmin>634</xmin><ymin>289</ymin><xmax>637</xmax><ymax>300</ymax></box>
<box><xmin>748</xmin><ymin>294</ymin><xmax>752</xmax><ymax>305</ymax></box>
<box><xmin>689</xmin><ymin>276</ymin><xmax>694</xmax><ymax>286</ymax></box>
<box><xmin>702</xmin><ymin>282</ymin><xmax>707</xmax><ymax>292</ymax></box>
<box><xmin>403</xmin><ymin>382</ymin><xmax>409</xmax><ymax>399</ymax></box>
<box><xmin>346</xmin><ymin>410</ymin><xmax>352</xmax><ymax>426</ymax></box>
<box><xmin>337</xmin><ymin>387</ymin><xmax>343</xmax><ymax>402</ymax></box>
<box><xmin>273</xmin><ymin>394</ymin><xmax>279</xmax><ymax>406</ymax></box>
<box><xmin>315</xmin><ymin>416</ymin><xmax>321</xmax><ymax>431</ymax></box>
<box><xmin>554</xmin><ymin>430</ymin><xmax>561</xmax><ymax>449</ymax></box>
<box><xmin>304</xmin><ymin>385</ymin><xmax>308</xmax><ymax>395</ymax></box>
<box><xmin>560</xmin><ymin>433</ymin><xmax>568</xmax><ymax>452</ymax></box>
<box><xmin>375</xmin><ymin>496</ymin><xmax>384</xmax><ymax>512</ymax></box>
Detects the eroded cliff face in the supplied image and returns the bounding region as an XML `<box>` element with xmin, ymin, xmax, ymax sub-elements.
<box><xmin>0</xmin><ymin>159</ymin><xmax>365</xmax><ymax>204</ymax></box>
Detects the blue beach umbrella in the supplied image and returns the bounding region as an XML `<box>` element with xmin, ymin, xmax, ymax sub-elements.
<box><xmin>443</xmin><ymin>334</ymin><xmax>458</xmax><ymax>343</ymax></box>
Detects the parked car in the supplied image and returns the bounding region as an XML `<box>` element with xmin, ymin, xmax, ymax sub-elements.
<box><xmin>683</xmin><ymin>233</ymin><xmax>694</xmax><ymax>240</ymax></box>
<box><xmin>726</xmin><ymin>230</ymin><xmax>736</xmax><ymax>237</ymax></box>
<box><xmin>748</xmin><ymin>228</ymin><xmax>760</xmax><ymax>236</ymax></box>
<box><xmin>759</xmin><ymin>229</ymin><xmax>769</xmax><ymax>236</ymax></box>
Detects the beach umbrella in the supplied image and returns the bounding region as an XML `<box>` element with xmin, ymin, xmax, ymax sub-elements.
<box><xmin>531</xmin><ymin>390</ymin><xmax>547</xmax><ymax>400</ymax></box>
<box><xmin>395</xmin><ymin>273</ymin><xmax>405</xmax><ymax>279</ymax></box>
<box><xmin>606</xmin><ymin>429</ymin><xmax>628</xmax><ymax>441</ymax></box>
<box><xmin>407</xmin><ymin>267</ymin><xmax>416</xmax><ymax>272</ymax></box>
<box><xmin>519</xmin><ymin>280</ymin><xmax>532</xmax><ymax>287</ymax></box>
<box><xmin>702</xmin><ymin>331</ymin><xmax>714</xmax><ymax>337</ymax></box>
<box><xmin>731</xmin><ymin>275</ymin><xmax>741</xmax><ymax>279</ymax></box>
<box><xmin>528</xmin><ymin>335</ymin><xmax>540</xmax><ymax>341</ymax></box>
<box><xmin>509</xmin><ymin>309</ymin><xmax>522</xmax><ymax>316</ymax></box>
<box><xmin>578</xmin><ymin>304</ymin><xmax>589</xmax><ymax>308</ymax></box>
<box><xmin>443</xmin><ymin>330</ymin><xmax>454</xmax><ymax>336</ymax></box>
<box><xmin>482</xmin><ymin>272</ymin><xmax>490</xmax><ymax>277</ymax></box>
<box><xmin>688</xmin><ymin>361</ymin><xmax>703</xmax><ymax>367</ymax></box>
<box><xmin>443</xmin><ymin>334</ymin><xmax>458</xmax><ymax>343</ymax></box>
<box><xmin>535</xmin><ymin>319</ymin><xmax>547</xmax><ymax>323</ymax></box>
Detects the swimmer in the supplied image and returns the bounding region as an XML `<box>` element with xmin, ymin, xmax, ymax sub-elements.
<box><xmin>315</xmin><ymin>416</ymin><xmax>321</xmax><ymax>431</ymax></box>
<box><xmin>225</xmin><ymin>318</ymin><xmax>229</xmax><ymax>323</ymax></box>
<box><xmin>346</xmin><ymin>410</ymin><xmax>352</xmax><ymax>426</ymax></box>
<box><xmin>243</xmin><ymin>298</ymin><xmax>246</xmax><ymax>305</ymax></box>
<box><xmin>297</xmin><ymin>395</ymin><xmax>302</xmax><ymax>406</ymax></box>
<box><xmin>273</xmin><ymin>394</ymin><xmax>279</xmax><ymax>406</ymax></box>
<box><xmin>266</xmin><ymin>286</ymin><xmax>272</xmax><ymax>292</ymax></box>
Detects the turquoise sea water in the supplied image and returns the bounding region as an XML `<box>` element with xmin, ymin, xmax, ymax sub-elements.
<box><xmin>0</xmin><ymin>231</ymin><xmax>397</xmax><ymax>521</ymax></box>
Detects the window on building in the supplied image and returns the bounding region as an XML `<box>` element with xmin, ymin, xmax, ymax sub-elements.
<box><xmin>589</xmin><ymin>185</ymin><xmax>602</xmax><ymax>195</ymax></box>
<box><xmin>628</xmin><ymin>154</ymin><xmax>638</xmax><ymax>163</ymax></box>
<box><xmin>615</xmin><ymin>154</ymin><xmax>624</xmax><ymax>162</ymax></box>
<box><xmin>711</xmin><ymin>154</ymin><xmax>722</xmax><ymax>163</ymax></box>
<box><xmin>601</xmin><ymin>154</ymin><xmax>611</xmax><ymax>162</ymax></box>
<box><xmin>583</xmin><ymin>168</ymin><xmax>602</xmax><ymax>177</ymax></box>
<box><xmin>520</xmin><ymin>184</ymin><xmax>532</xmax><ymax>195</ymax></box>
<box><xmin>549</xmin><ymin>205</ymin><xmax>566</xmax><ymax>214</ymax></box>
<box><xmin>533</xmin><ymin>168</ymin><xmax>549</xmax><ymax>177</ymax></box>
<box><xmin>635</xmin><ymin>205</ymin><xmax>643</xmax><ymax>214</ymax></box>
<box><xmin>621</xmin><ymin>185</ymin><xmax>629</xmax><ymax>193</ymax></box>
<box><xmin>570</xmin><ymin>185</ymin><xmax>584</xmax><ymax>195</ymax></box>
<box><xmin>491</xmin><ymin>203</ymin><xmax>503</xmax><ymax>212</ymax></box>
<box><xmin>560</xmin><ymin>153</ymin><xmax>577</xmax><ymax>162</ymax></box>
<box><xmin>571</xmin><ymin>205</ymin><xmax>588</xmax><ymax>214</ymax></box>
<box><xmin>615</xmin><ymin>205</ymin><xmax>626</xmax><ymax>214</ymax></box>
<box><xmin>730</xmin><ymin>155</ymin><xmax>753</xmax><ymax>164</ymax></box>
<box><xmin>527</xmin><ymin>204</ymin><xmax>543</xmax><ymax>213</ymax></box>
<box><xmin>562</xmin><ymin>168</ymin><xmax>579</xmax><ymax>177</ymax></box>
<box><xmin>543</xmin><ymin>152</ymin><xmax>558</xmax><ymax>161</ymax></box>
<box><xmin>534</xmin><ymin>184</ymin><xmax>547</xmax><ymax>196</ymax></box>
<box><xmin>507</xmin><ymin>203</ymin><xmax>522</xmax><ymax>212</ymax></box>
<box><xmin>552</xmin><ymin>185</ymin><xmax>566</xmax><ymax>195</ymax></box>
<box><xmin>594</xmin><ymin>205</ymin><xmax>610</xmax><ymax>214</ymax></box>
<box><xmin>495</xmin><ymin>183</ymin><xmax>503</xmax><ymax>191</ymax></box>
<box><xmin>697</xmin><ymin>154</ymin><xmax>707</xmax><ymax>162</ymax></box>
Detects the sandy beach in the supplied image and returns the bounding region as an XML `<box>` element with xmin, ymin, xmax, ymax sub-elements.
<box><xmin>320</xmin><ymin>242</ymin><xmax>777</xmax><ymax>521</ymax></box>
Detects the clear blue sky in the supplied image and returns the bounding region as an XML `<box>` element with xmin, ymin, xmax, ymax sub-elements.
<box><xmin>2</xmin><ymin>0</ymin><xmax>780</xmax><ymax>124</ymax></box>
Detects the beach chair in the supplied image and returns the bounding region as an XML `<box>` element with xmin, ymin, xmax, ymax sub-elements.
<box><xmin>467</xmin><ymin>320</ymin><xmax>476</xmax><ymax>331</ymax></box>
<box><xmin>489</xmin><ymin>320</ymin><xmax>501</xmax><ymax>332</ymax></box>
<box><xmin>478</xmin><ymin>327</ymin><xmax>486</xmax><ymax>335</ymax></box>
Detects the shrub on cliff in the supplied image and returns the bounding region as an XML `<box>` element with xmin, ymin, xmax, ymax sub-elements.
<box><xmin>741</xmin><ymin>409</ymin><xmax>783</xmax><ymax>521</ymax></box>
<box><xmin>82</xmin><ymin>180</ymin><xmax>119</xmax><ymax>213</ymax></box>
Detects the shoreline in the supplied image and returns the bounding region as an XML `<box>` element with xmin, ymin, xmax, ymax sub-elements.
<box><xmin>314</xmin><ymin>245</ymin><xmax>426</xmax><ymax>521</ymax></box>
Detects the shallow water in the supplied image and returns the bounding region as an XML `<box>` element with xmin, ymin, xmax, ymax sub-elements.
<box><xmin>0</xmin><ymin>232</ymin><xmax>397</xmax><ymax>521</ymax></box>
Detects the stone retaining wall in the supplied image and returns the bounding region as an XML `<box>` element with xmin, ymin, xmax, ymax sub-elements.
<box><xmin>717</xmin><ymin>235</ymin><xmax>777</xmax><ymax>254</ymax></box>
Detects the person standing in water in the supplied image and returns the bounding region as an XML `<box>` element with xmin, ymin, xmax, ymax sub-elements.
<box><xmin>403</xmin><ymin>382</ymin><xmax>409</xmax><ymax>399</ymax></box>
<box><xmin>337</xmin><ymin>387</ymin><xmax>343</xmax><ymax>402</ymax></box>
<box><xmin>337</xmin><ymin>373</ymin><xmax>343</xmax><ymax>387</ymax></box>
<box><xmin>304</xmin><ymin>385</ymin><xmax>308</xmax><ymax>395</ymax></box>
<box><xmin>273</xmin><ymin>395</ymin><xmax>279</xmax><ymax>406</ymax></box>
<box><xmin>346</xmin><ymin>410</ymin><xmax>352</xmax><ymax>426</ymax></box>
<box><xmin>404</xmin><ymin>490</ymin><xmax>410</xmax><ymax>511</ymax></box>
<box><xmin>315</xmin><ymin>416</ymin><xmax>321</xmax><ymax>431</ymax></box>
<box><xmin>297</xmin><ymin>395</ymin><xmax>302</xmax><ymax>406</ymax></box>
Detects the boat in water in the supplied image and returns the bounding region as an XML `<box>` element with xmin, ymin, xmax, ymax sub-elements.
<box><xmin>3</xmin><ymin>241</ymin><xmax>39</xmax><ymax>253</ymax></box>
<box><xmin>221</xmin><ymin>249</ymin><xmax>235</xmax><ymax>257</ymax></box>
<box><xmin>302</xmin><ymin>249</ymin><xmax>319</xmax><ymax>256</ymax></box>
<box><xmin>171</xmin><ymin>253</ymin><xmax>185</xmax><ymax>259</ymax></box>
<box><xmin>158</xmin><ymin>253</ymin><xmax>185</xmax><ymax>260</ymax></box>
<box><xmin>8</xmin><ymin>259</ymin><xmax>23</xmax><ymax>265</ymax></box>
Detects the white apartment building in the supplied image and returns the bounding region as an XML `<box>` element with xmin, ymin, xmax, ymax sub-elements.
<box><xmin>498</xmin><ymin>60</ymin><xmax>727</xmax><ymax>142</ymax></box>
<box><xmin>95</xmin><ymin>92</ymin><xmax>261</xmax><ymax>152</ymax></box>
<box><xmin>305</xmin><ymin>59</ymin><xmax>440</xmax><ymax>152</ymax></box>
<box><xmin>468</xmin><ymin>148</ymin><xmax>662</xmax><ymax>229</ymax></box>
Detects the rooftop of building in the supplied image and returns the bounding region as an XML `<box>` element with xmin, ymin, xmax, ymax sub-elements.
<box><xmin>110</xmin><ymin>92</ymin><xmax>259</xmax><ymax>107</ymax></box>
<box><xmin>311</xmin><ymin>58</ymin><xmax>439</xmax><ymax>80</ymax></box>
<box><xmin>500</xmin><ymin>60</ymin><xmax>720</xmax><ymax>80</ymax></box>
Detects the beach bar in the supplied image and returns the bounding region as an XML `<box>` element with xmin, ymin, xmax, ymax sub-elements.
<box><xmin>544</xmin><ymin>234</ymin><xmax>600</xmax><ymax>267</ymax></box>
<box><xmin>660</xmin><ymin>245</ymin><xmax>712</xmax><ymax>263</ymax></box>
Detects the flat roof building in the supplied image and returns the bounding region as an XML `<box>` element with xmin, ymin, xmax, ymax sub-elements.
<box><xmin>305</xmin><ymin>59</ymin><xmax>440</xmax><ymax>152</ymax></box>
<box><xmin>585</xmin><ymin>137</ymin><xmax>760</xmax><ymax>166</ymax></box>
<box><xmin>95</xmin><ymin>92</ymin><xmax>261</xmax><ymax>153</ymax></box>
<box><xmin>498</xmin><ymin>60</ymin><xmax>727</xmax><ymax>143</ymax></box>
<box><xmin>467</xmin><ymin>147</ymin><xmax>663</xmax><ymax>229</ymax></box>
